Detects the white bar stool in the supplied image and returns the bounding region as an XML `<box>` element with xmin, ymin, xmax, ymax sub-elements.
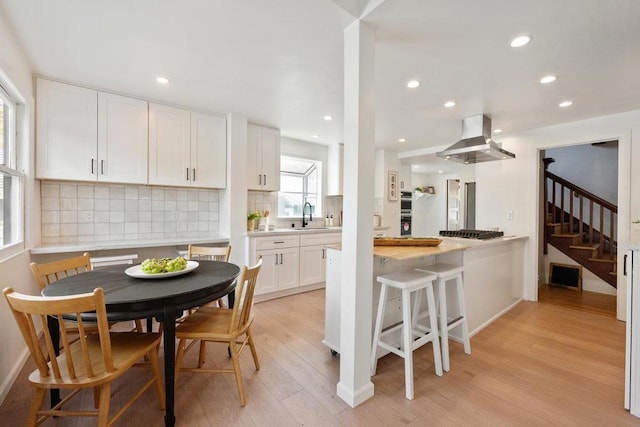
<box><xmin>416</xmin><ymin>263</ymin><xmax>471</xmax><ymax>372</ymax></box>
<box><xmin>371</xmin><ymin>269</ymin><xmax>443</xmax><ymax>400</ymax></box>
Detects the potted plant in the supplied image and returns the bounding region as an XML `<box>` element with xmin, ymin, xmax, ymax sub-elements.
<box><xmin>247</xmin><ymin>211</ymin><xmax>261</xmax><ymax>231</ymax></box>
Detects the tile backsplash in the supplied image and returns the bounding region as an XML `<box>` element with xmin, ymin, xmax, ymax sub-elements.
<box><xmin>247</xmin><ymin>190</ymin><xmax>343</xmax><ymax>228</ymax></box>
<box><xmin>41</xmin><ymin>182</ymin><xmax>220</xmax><ymax>244</ymax></box>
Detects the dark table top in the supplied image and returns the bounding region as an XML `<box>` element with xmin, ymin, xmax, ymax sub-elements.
<box><xmin>41</xmin><ymin>260</ymin><xmax>240</xmax><ymax>321</ymax></box>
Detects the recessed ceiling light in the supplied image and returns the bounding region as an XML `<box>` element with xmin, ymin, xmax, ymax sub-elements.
<box><xmin>398</xmin><ymin>138</ymin><xmax>406</xmax><ymax>142</ymax></box>
<box><xmin>323</xmin><ymin>115</ymin><xmax>333</xmax><ymax>121</ymax></box>
<box><xmin>312</xmin><ymin>134</ymin><xmax>320</xmax><ymax>139</ymax></box>
<box><xmin>540</xmin><ymin>75</ymin><xmax>557</xmax><ymax>84</ymax></box>
<box><xmin>438</xmin><ymin>170</ymin><xmax>443</xmax><ymax>174</ymax></box>
<box><xmin>559</xmin><ymin>100</ymin><xmax>573</xmax><ymax>108</ymax></box>
<box><xmin>156</xmin><ymin>76</ymin><xmax>170</xmax><ymax>84</ymax></box>
<box><xmin>510</xmin><ymin>35</ymin><xmax>532</xmax><ymax>48</ymax></box>
<box><xmin>493</xmin><ymin>128</ymin><xmax>503</xmax><ymax>134</ymax></box>
<box><xmin>407</xmin><ymin>80</ymin><xmax>421</xmax><ymax>89</ymax></box>
<box><xmin>444</xmin><ymin>101</ymin><xmax>456</xmax><ymax>108</ymax></box>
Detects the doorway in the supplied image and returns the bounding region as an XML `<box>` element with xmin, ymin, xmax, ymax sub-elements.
<box><xmin>538</xmin><ymin>141</ymin><xmax>619</xmax><ymax>317</ymax></box>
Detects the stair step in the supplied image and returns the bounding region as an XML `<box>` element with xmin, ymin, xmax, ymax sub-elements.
<box><xmin>569</xmin><ymin>244</ymin><xmax>599</xmax><ymax>250</ymax></box>
<box><xmin>588</xmin><ymin>257</ymin><xmax>617</xmax><ymax>264</ymax></box>
<box><xmin>551</xmin><ymin>233</ymin><xmax>580</xmax><ymax>238</ymax></box>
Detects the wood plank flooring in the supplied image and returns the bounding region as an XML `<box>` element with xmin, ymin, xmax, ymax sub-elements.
<box><xmin>1</xmin><ymin>288</ymin><xmax>638</xmax><ymax>426</ymax></box>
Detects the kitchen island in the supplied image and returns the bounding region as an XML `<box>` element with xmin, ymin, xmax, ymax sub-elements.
<box><xmin>323</xmin><ymin>235</ymin><xmax>528</xmax><ymax>355</ymax></box>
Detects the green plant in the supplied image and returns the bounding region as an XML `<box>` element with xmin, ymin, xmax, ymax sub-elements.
<box><xmin>247</xmin><ymin>211</ymin><xmax>261</xmax><ymax>220</ymax></box>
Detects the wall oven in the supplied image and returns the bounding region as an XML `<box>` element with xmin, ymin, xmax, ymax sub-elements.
<box><xmin>400</xmin><ymin>215</ymin><xmax>412</xmax><ymax>236</ymax></box>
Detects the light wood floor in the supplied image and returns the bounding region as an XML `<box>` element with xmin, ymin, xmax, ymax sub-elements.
<box><xmin>2</xmin><ymin>288</ymin><xmax>638</xmax><ymax>426</ymax></box>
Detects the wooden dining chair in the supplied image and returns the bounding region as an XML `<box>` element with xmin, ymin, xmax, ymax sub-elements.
<box><xmin>3</xmin><ymin>287</ymin><xmax>165</xmax><ymax>426</ymax></box>
<box><xmin>30</xmin><ymin>253</ymin><xmax>143</xmax><ymax>334</ymax></box>
<box><xmin>187</xmin><ymin>244</ymin><xmax>232</xmax><ymax>308</ymax></box>
<box><xmin>175</xmin><ymin>257</ymin><xmax>262</xmax><ymax>407</ymax></box>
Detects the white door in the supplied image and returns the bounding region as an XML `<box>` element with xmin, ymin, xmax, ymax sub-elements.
<box><xmin>190</xmin><ymin>113</ymin><xmax>226</xmax><ymax>188</ymax></box>
<box><xmin>97</xmin><ymin>92</ymin><xmax>148</xmax><ymax>184</ymax></box>
<box><xmin>260</xmin><ymin>126</ymin><xmax>280</xmax><ymax>191</ymax></box>
<box><xmin>36</xmin><ymin>79</ymin><xmax>97</xmax><ymax>181</ymax></box>
<box><xmin>299</xmin><ymin>244</ymin><xmax>326</xmax><ymax>286</ymax></box>
<box><xmin>255</xmin><ymin>249</ymin><xmax>278</xmax><ymax>295</ymax></box>
<box><xmin>277</xmin><ymin>247</ymin><xmax>300</xmax><ymax>290</ymax></box>
<box><xmin>246</xmin><ymin>124</ymin><xmax>262</xmax><ymax>190</ymax></box>
<box><xmin>148</xmin><ymin>103</ymin><xmax>191</xmax><ymax>186</ymax></box>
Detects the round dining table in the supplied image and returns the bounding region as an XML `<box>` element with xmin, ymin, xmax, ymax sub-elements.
<box><xmin>42</xmin><ymin>260</ymin><xmax>240</xmax><ymax>427</ymax></box>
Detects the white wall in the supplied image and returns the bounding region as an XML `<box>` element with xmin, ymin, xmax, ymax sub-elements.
<box><xmin>545</xmin><ymin>246</ymin><xmax>616</xmax><ymax>296</ymax></box>
<box><xmin>411</xmin><ymin>165</ymin><xmax>476</xmax><ymax>237</ymax></box>
<box><xmin>475</xmin><ymin>109</ymin><xmax>638</xmax><ymax>321</ymax></box>
<box><xmin>374</xmin><ymin>150</ymin><xmax>400</xmax><ymax>234</ymax></box>
<box><xmin>0</xmin><ymin>10</ymin><xmax>39</xmax><ymax>405</ymax></box>
<box><xmin>546</xmin><ymin>142</ymin><xmax>618</xmax><ymax>204</ymax></box>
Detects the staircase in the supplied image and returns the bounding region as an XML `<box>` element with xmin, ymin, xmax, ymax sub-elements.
<box><xmin>544</xmin><ymin>171</ymin><xmax>617</xmax><ymax>288</ymax></box>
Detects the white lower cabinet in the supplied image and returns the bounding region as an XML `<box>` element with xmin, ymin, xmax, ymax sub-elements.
<box><xmin>256</xmin><ymin>247</ymin><xmax>299</xmax><ymax>295</ymax></box>
<box><xmin>250</xmin><ymin>231</ymin><xmax>341</xmax><ymax>298</ymax></box>
<box><xmin>299</xmin><ymin>232</ymin><xmax>342</xmax><ymax>286</ymax></box>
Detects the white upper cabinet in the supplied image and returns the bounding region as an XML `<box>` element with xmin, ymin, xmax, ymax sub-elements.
<box><xmin>148</xmin><ymin>103</ymin><xmax>191</xmax><ymax>186</ymax></box>
<box><xmin>191</xmin><ymin>112</ymin><xmax>226</xmax><ymax>188</ymax></box>
<box><xmin>247</xmin><ymin>123</ymin><xmax>280</xmax><ymax>191</ymax></box>
<box><xmin>36</xmin><ymin>79</ymin><xmax>98</xmax><ymax>181</ymax></box>
<box><xmin>36</xmin><ymin>79</ymin><xmax>148</xmax><ymax>184</ymax></box>
<box><xmin>97</xmin><ymin>92</ymin><xmax>148</xmax><ymax>184</ymax></box>
<box><xmin>149</xmin><ymin>104</ymin><xmax>226</xmax><ymax>188</ymax></box>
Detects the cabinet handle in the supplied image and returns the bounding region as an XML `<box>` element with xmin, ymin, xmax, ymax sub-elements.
<box><xmin>186</xmin><ymin>168</ymin><xmax>190</xmax><ymax>181</ymax></box>
<box><xmin>273</xmin><ymin>241</ymin><xmax>285</xmax><ymax>244</ymax></box>
<box><xmin>192</xmin><ymin>168</ymin><xmax>196</xmax><ymax>181</ymax></box>
<box><xmin>91</xmin><ymin>159</ymin><xmax>95</xmax><ymax>174</ymax></box>
<box><xmin>274</xmin><ymin>254</ymin><xmax>278</xmax><ymax>265</ymax></box>
<box><xmin>322</xmin><ymin>248</ymin><xmax>325</xmax><ymax>259</ymax></box>
<box><xmin>280</xmin><ymin>253</ymin><xmax>283</xmax><ymax>264</ymax></box>
<box><xmin>258</xmin><ymin>174</ymin><xmax>262</xmax><ymax>185</ymax></box>
<box><xmin>263</xmin><ymin>174</ymin><xmax>267</xmax><ymax>186</ymax></box>
<box><xmin>624</xmin><ymin>253</ymin><xmax>628</xmax><ymax>276</ymax></box>
<box><xmin>101</xmin><ymin>160</ymin><xmax>105</xmax><ymax>175</ymax></box>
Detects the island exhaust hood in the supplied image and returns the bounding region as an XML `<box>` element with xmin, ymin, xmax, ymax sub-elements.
<box><xmin>436</xmin><ymin>115</ymin><xmax>515</xmax><ymax>164</ymax></box>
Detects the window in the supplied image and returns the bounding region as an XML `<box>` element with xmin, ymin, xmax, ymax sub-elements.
<box><xmin>278</xmin><ymin>156</ymin><xmax>322</xmax><ymax>218</ymax></box>
<box><xmin>0</xmin><ymin>83</ymin><xmax>23</xmax><ymax>249</ymax></box>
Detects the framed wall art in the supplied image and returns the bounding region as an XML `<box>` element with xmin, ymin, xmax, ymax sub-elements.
<box><xmin>388</xmin><ymin>170</ymin><xmax>399</xmax><ymax>201</ymax></box>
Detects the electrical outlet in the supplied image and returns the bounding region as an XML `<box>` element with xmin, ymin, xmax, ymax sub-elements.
<box><xmin>507</xmin><ymin>211</ymin><xmax>514</xmax><ymax>220</ymax></box>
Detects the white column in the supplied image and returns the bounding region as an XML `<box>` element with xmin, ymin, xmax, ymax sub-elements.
<box><xmin>221</xmin><ymin>113</ymin><xmax>249</xmax><ymax>266</ymax></box>
<box><xmin>337</xmin><ymin>19</ymin><xmax>376</xmax><ymax>407</ymax></box>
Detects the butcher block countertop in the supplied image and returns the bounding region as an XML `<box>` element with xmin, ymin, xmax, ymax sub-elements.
<box><xmin>325</xmin><ymin>235</ymin><xmax>528</xmax><ymax>261</ymax></box>
<box><xmin>326</xmin><ymin>240</ymin><xmax>468</xmax><ymax>260</ymax></box>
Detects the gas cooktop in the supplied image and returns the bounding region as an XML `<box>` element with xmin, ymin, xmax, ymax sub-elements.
<box><xmin>439</xmin><ymin>229</ymin><xmax>504</xmax><ymax>240</ymax></box>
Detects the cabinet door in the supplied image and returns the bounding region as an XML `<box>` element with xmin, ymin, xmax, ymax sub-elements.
<box><xmin>97</xmin><ymin>92</ymin><xmax>148</xmax><ymax>184</ymax></box>
<box><xmin>148</xmin><ymin>103</ymin><xmax>191</xmax><ymax>186</ymax></box>
<box><xmin>36</xmin><ymin>79</ymin><xmax>97</xmax><ymax>181</ymax></box>
<box><xmin>299</xmin><ymin>244</ymin><xmax>326</xmax><ymax>286</ymax></box>
<box><xmin>191</xmin><ymin>113</ymin><xmax>226</xmax><ymax>188</ymax></box>
<box><xmin>277</xmin><ymin>247</ymin><xmax>299</xmax><ymax>290</ymax></box>
<box><xmin>246</xmin><ymin>123</ymin><xmax>262</xmax><ymax>190</ymax></box>
<box><xmin>260</xmin><ymin>126</ymin><xmax>280</xmax><ymax>191</ymax></box>
<box><xmin>255</xmin><ymin>249</ymin><xmax>279</xmax><ymax>295</ymax></box>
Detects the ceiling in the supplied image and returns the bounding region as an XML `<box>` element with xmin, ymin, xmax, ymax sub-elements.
<box><xmin>1</xmin><ymin>0</ymin><xmax>639</xmax><ymax>171</ymax></box>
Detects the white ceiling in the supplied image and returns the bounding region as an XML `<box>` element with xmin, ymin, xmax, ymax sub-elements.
<box><xmin>2</xmin><ymin>0</ymin><xmax>639</xmax><ymax>170</ymax></box>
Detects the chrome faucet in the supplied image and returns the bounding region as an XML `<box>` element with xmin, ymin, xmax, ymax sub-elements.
<box><xmin>302</xmin><ymin>202</ymin><xmax>313</xmax><ymax>227</ymax></box>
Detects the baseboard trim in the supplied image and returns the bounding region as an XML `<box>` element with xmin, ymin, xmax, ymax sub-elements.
<box><xmin>255</xmin><ymin>283</ymin><xmax>325</xmax><ymax>303</ymax></box>
<box><xmin>0</xmin><ymin>345</ymin><xmax>30</xmax><ymax>406</ymax></box>
<box><xmin>337</xmin><ymin>380</ymin><xmax>374</xmax><ymax>407</ymax></box>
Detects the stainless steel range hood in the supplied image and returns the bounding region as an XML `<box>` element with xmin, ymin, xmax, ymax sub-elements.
<box><xmin>436</xmin><ymin>115</ymin><xmax>515</xmax><ymax>164</ymax></box>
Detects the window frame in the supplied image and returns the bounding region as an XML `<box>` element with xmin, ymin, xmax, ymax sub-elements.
<box><xmin>0</xmin><ymin>81</ymin><xmax>25</xmax><ymax>254</ymax></box>
<box><xmin>278</xmin><ymin>156</ymin><xmax>322</xmax><ymax>219</ymax></box>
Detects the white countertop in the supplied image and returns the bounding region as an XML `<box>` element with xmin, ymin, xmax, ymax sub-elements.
<box><xmin>30</xmin><ymin>235</ymin><xmax>229</xmax><ymax>254</ymax></box>
<box><xmin>247</xmin><ymin>226</ymin><xmax>390</xmax><ymax>237</ymax></box>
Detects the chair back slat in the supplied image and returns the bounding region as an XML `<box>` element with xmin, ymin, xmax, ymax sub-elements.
<box><xmin>30</xmin><ymin>253</ymin><xmax>92</xmax><ymax>290</ymax></box>
<box><xmin>187</xmin><ymin>245</ymin><xmax>231</xmax><ymax>262</ymax></box>
<box><xmin>3</xmin><ymin>287</ymin><xmax>113</xmax><ymax>381</ymax></box>
<box><xmin>229</xmin><ymin>257</ymin><xmax>262</xmax><ymax>332</ymax></box>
